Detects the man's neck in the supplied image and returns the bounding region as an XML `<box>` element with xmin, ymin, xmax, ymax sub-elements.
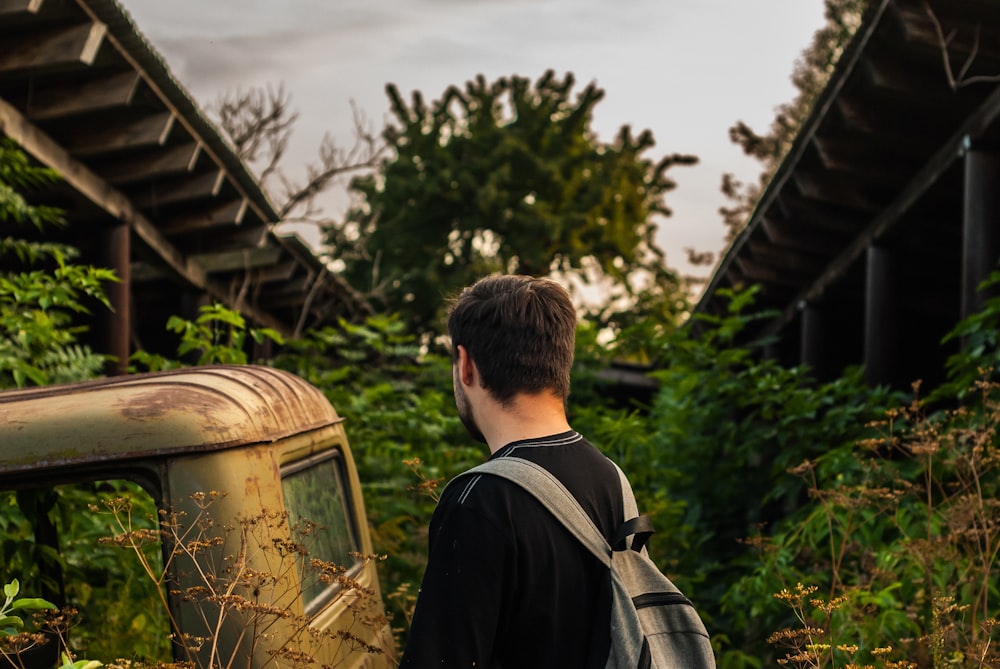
<box><xmin>480</xmin><ymin>391</ymin><xmax>571</xmax><ymax>454</ymax></box>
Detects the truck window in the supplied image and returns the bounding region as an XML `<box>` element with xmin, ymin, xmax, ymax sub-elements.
<box><xmin>281</xmin><ymin>451</ymin><xmax>361</xmax><ymax>614</ymax></box>
<box><xmin>0</xmin><ymin>480</ymin><xmax>172</xmax><ymax>664</ymax></box>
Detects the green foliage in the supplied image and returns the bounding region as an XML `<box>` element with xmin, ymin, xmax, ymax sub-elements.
<box><xmin>0</xmin><ymin>139</ymin><xmax>116</xmax><ymax>388</ymax></box>
<box><xmin>0</xmin><ymin>483</ymin><xmax>167</xmax><ymax>666</ymax></box>
<box><xmin>335</xmin><ymin>70</ymin><xmax>696</xmax><ymax>332</ymax></box>
<box><xmin>932</xmin><ymin>268</ymin><xmax>1000</xmax><ymax>402</ymax></box>
<box><xmin>0</xmin><ymin>578</ymin><xmax>56</xmax><ymax>635</ymax></box>
<box><xmin>0</xmin><ymin>577</ymin><xmax>105</xmax><ymax>669</ymax></box>
<box><xmin>271</xmin><ymin>314</ymin><xmax>481</xmax><ymax>638</ymax></box>
<box><xmin>708</xmin><ymin>285</ymin><xmax>1000</xmax><ymax>667</ymax></box>
<box><xmin>129</xmin><ymin>303</ymin><xmax>284</xmax><ymax>371</ymax></box>
<box><xmin>636</xmin><ymin>286</ymin><xmax>901</xmax><ymax>664</ymax></box>
<box><xmin>735</xmin><ymin>380</ymin><xmax>1000</xmax><ymax>668</ymax></box>
<box><xmin>0</xmin><ymin>140</ymin><xmax>65</xmax><ymax>230</ymax></box>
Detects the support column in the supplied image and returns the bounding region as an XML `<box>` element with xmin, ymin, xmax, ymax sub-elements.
<box><xmin>98</xmin><ymin>222</ymin><xmax>130</xmax><ymax>376</ymax></box>
<box><xmin>799</xmin><ymin>301</ymin><xmax>827</xmax><ymax>379</ymax></box>
<box><xmin>962</xmin><ymin>145</ymin><xmax>1000</xmax><ymax>319</ymax></box>
<box><xmin>864</xmin><ymin>245</ymin><xmax>897</xmax><ymax>386</ymax></box>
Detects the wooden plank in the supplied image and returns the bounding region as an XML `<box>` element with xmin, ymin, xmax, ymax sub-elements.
<box><xmin>158</xmin><ymin>198</ymin><xmax>249</xmax><ymax>234</ymax></box>
<box><xmin>259</xmin><ymin>276</ymin><xmax>316</xmax><ymax>307</ymax></box>
<box><xmin>778</xmin><ymin>190</ymin><xmax>871</xmax><ymax>233</ymax></box>
<box><xmin>101</xmin><ymin>142</ymin><xmax>201</xmax><ymax>185</ymax></box>
<box><xmin>254</xmin><ymin>261</ymin><xmax>298</xmax><ymax>283</ymax></box>
<box><xmin>745</xmin><ymin>238</ymin><xmax>826</xmax><ymax>275</ymax></box>
<box><xmin>27</xmin><ymin>71</ymin><xmax>141</xmax><ymax>121</ymax></box>
<box><xmin>761</xmin><ymin>215</ymin><xmax>845</xmax><ymax>255</ymax></box>
<box><xmin>733</xmin><ymin>257</ymin><xmax>805</xmax><ymax>288</ymax></box>
<box><xmin>65</xmin><ymin>111</ymin><xmax>174</xmax><ymax>156</ymax></box>
<box><xmin>792</xmin><ymin>169</ymin><xmax>879</xmax><ymax>212</ymax></box>
<box><xmin>0</xmin><ymin>21</ymin><xmax>106</xmax><ymax>73</ymax></box>
<box><xmin>169</xmin><ymin>222</ymin><xmax>267</xmax><ymax>250</ymax></box>
<box><xmin>863</xmin><ymin>53</ymin><xmax>958</xmax><ymax>104</ymax></box>
<box><xmin>811</xmin><ymin>134</ymin><xmax>913</xmax><ymax>186</ymax></box>
<box><xmin>0</xmin><ymin>0</ymin><xmax>44</xmax><ymax>15</ymax></box>
<box><xmin>132</xmin><ymin>170</ymin><xmax>225</xmax><ymax>208</ymax></box>
<box><xmin>190</xmin><ymin>246</ymin><xmax>283</xmax><ymax>274</ymax></box>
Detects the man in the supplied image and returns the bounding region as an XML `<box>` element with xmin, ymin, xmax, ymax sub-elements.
<box><xmin>400</xmin><ymin>274</ymin><xmax>626</xmax><ymax>668</ymax></box>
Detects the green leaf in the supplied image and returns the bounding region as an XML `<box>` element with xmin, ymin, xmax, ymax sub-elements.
<box><xmin>3</xmin><ymin>579</ymin><xmax>17</xmax><ymax>599</ymax></box>
<box><xmin>0</xmin><ymin>614</ymin><xmax>24</xmax><ymax>630</ymax></box>
<box><xmin>12</xmin><ymin>596</ymin><xmax>56</xmax><ymax>611</ymax></box>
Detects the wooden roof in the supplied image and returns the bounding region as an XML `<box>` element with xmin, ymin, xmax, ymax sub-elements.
<box><xmin>0</xmin><ymin>0</ymin><xmax>370</xmax><ymax>352</ymax></box>
<box><xmin>694</xmin><ymin>0</ymin><xmax>1000</xmax><ymax>387</ymax></box>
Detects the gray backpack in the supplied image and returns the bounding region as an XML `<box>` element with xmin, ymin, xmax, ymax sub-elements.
<box><xmin>467</xmin><ymin>456</ymin><xmax>716</xmax><ymax>669</ymax></box>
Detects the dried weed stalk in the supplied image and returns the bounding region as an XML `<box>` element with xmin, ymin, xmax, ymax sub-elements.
<box><xmin>772</xmin><ymin>379</ymin><xmax>1000</xmax><ymax>667</ymax></box>
<box><xmin>94</xmin><ymin>492</ymin><xmax>393</xmax><ymax>669</ymax></box>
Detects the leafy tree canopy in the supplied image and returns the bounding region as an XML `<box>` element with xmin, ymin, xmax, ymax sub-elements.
<box><xmin>331</xmin><ymin>70</ymin><xmax>697</xmax><ymax>334</ymax></box>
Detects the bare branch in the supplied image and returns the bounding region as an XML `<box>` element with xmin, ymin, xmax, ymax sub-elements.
<box><xmin>277</xmin><ymin>102</ymin><xmax>385</xmax><ymax>219</ymax></box>
<box><xmin>294</xmin><ymin>271</ymin><xmax>325</xmax><ymax>339</ymax></box>
<box><xmin>924</xmin><ymin>2</ymin><xmax>1000</xmax><ymax>90</ymax></box>
<box><xmin>212</xmin><ymin>83</ymin><xmax>298</xmax><ymax>186</ymax></box>
<box><xmin>923</xmin><ymin>1</ymin><xmax>959</xmax><ymax>90</ymax></box>
<box><xmin>956</xmin><ymin>23</ymin><xmax>980</xmax><ymax>83</ymax></box>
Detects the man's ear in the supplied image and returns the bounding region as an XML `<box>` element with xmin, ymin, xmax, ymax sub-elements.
<box><xmin>455</xmin><ymin>345</ymin><xmax>477</xmax><ymax>387</ymax></box>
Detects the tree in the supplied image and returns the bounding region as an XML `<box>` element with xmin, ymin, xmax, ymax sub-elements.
<box><xmin>0</xmin><ymin>139</ymin><xmax>117</xmax><ymax>388</ymax></box>
<box><xmin>720</xmin><ymin>0</ymin><xmax>869</xmax><ymax>240</ymax></box>
<box><xmin>331</xmin><ymin>70</ymin><xmax>697</xmax><ymax>334</ymax></box>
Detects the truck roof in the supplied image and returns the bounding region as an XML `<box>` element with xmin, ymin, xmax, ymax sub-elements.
<box><xmin>0</xmin><ymin>365</ymin><xmax>343</xmax><ymax>475</ymax></box>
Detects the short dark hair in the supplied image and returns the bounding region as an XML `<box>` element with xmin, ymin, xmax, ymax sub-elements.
<box><xmin>447</xmin><ymin>274</ymin><xmax>576</xmax><ymax>404</ymax></box>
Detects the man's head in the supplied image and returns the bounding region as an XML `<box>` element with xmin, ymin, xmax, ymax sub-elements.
<box><xmin>447</xmin><ymin>274</ymin><xmax>576</xmax><ymax>406</ymax></box>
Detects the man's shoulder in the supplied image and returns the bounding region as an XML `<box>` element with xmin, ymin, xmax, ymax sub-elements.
<box><xmin>439</xmin><ymin>464</ymin><xmax>525</xmax><ymax>508</ymax></box>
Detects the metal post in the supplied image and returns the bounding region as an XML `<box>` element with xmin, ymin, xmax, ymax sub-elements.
<box><xmin>800</xmin><ymin>301</ymin><xmax>826</xmax><ymax>379</ymax></box>
<box><xmin>962</xmin><ymin>145</ymin><xmax>1000</xmax><ymax>319</ymax></box>
<box><xmin>865</xmin><ymin>245</ymin><xmax>896</xmax><ymax>386</ymax></box>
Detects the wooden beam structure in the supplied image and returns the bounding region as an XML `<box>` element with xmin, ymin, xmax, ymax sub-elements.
<box><xmin>0</xmin><ymin>96</ymin><xmax>205</xmax><ymax>288</ymax></box>
<box><xmin>695</xmin><ymin>0</ymin><xmax>1000</xmax><ymax>389</ymax></box>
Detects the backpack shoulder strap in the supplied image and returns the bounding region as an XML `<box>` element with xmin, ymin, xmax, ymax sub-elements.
<box><xmin>609</xmin><ymin>461</ymin><xmax>655</xmax><ymax>553</ymax></box>
<box><xmin>611</xmin><ymin>460</ymin><xmax>639</xmax><ymax>519</ymax></box>
<box><xmin>465</xmin><ymin>457</ymin><xmax>612</xmax><ymax>567</ymax></box>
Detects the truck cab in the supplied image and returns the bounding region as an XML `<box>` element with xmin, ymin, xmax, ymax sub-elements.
<box><xmin>0</xmin><ymin>365</ymin><xmax>394</xmax><ymax>668</ymax></box>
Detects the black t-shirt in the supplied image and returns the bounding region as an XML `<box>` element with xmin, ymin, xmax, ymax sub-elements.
<box><xmin>400</xmin><ymin>431</ymin><xmax>624</xmax><ymax>668</ymax></box>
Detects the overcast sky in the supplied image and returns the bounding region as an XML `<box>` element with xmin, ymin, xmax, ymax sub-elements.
<box><xmin>125</xmin><ymin>0</ymin><xmax>826</xmax><ymax>279</ymax></box>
